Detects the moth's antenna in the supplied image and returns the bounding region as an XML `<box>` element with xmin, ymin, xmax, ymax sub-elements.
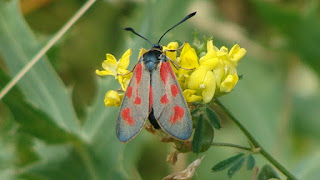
<box><xmin>157</xmin><ymin>12</ymin><xmax>196</xmax><ymax>44</ymax></box>
<box><xmin>124</xmin><ymin>27</ymin><xmax>153</xmax><ymax>45</ymax></box>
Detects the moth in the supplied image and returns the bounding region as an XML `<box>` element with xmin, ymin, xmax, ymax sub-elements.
<box><xmin>117</xmin><ymin>12</ymin><xmax>196</xmax><ymax>142</ymax></box>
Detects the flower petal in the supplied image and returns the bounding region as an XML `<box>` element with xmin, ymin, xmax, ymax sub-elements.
<box><xmin>180</xmin><ymin>43</ymin><xmax>199</xmax><ymax>69</ymax></box>
<box><xmin>206</xmin><ymin>40</ymin><xmax>218</xmax><ymax>53</ymax></box>
<box><xmin>183</xmin><ymin>89</ymin><xmax>202</xmax><ymax>102</ymax></box>
<box><xmin>117</xmin><ymin>69</ymin><xmax>132</xmax><ymax>91</ymax></box>
<box><xmin>164</xmin><ymin>42</ymin><xmax>179</xmax><ymax>61</ymax></box>
<box><xmin>199</xmin><ymin>52</ymin><xmax>218</xmax><ymax>70</ymax></box>
<box><xmin>188</xmin><ymin>68</ymin><xmax>207</xmax><ymax>90</ymax></box>
<box><xmin>118</xmin><ymin>49</ymin><xmax>132</xmax><ymax>70</ymax></box>
<box><xmin>104</xmin><ymin>90</ymin><xmax>122</xmax><ymax>107</ymax></box>
<box><xmin>212</xmin><ymin>61</ymin><xmax>225</xmax><ymax>86</ymax></box>
<box><xmin>202</xmin><ymin>71</ymin><xmax>216</xmax><ymax>103</ymax></box>
<box><xmin>164</xmin><ymin>42</ymin><xmax>179</xmax><ymax>74</ymax></box>
<box><xmin>138</xmin><ymin>48</ymin><xmax>147</xmax><ymax>59</ymax></box>
<box><xmin>102</xmin><ymin>54</ymin><xmax>117</xmax><ymax>76</ymax></box>
<box><xmin>220</xmin><ymin>73</ymin><xmax>239</xmax><ymax>93</ymax></box>
<box><xmin>95</xmin><ymin>69</ymin><xmax>115</xmax><ymax>76</ymax></box>
<box><xmin>229</xmin><ymin>44</ymin><xmax>247</xmax><ymax>63</ymax></box>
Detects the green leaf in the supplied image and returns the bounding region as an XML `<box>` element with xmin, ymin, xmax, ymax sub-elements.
<box><xmin>205</xmin><ymin>107</ymin><xmax>222</xmax><ymax>130</ymax></box>
<box><xmin>82</xmin><ymin>78</ymin><xmax>118</xmax><ymax>141</ymax></box>
<box><xmin>227</xmin><ymin>156</ymin><xmax>245</xmax><ymax>178</ymax></box>
<box><xmin>191</xmin><ymin>108</ymin><xmax>200</xmax><ymax>116</ymax></box>
<box><xmin>15</xmin><ymin>135</ymin><xmax>39</xmax><ymax>166</ymax></box>
<box><xmin>23</xmin><ymin>143</ymin><xmax>95</xmax><ymax>180</ymax></box>
<box><xmin>0</xmin><ymin>70</ymin><xmax>78</xmax><ymax>144</ymax></box>
<box><xmin>200</xmin><ymin>119</ymin><xmax>214</xmax><ymax>152</ymax></box>
<box><xmin>247</xmin><ymin>154</ymin><xmax>255</xmax><ymax>170</ymax></box>
<box><xmin>257</xmin><ymin>164</ymin><xmax>280</xmax><ymax>180</ymax></box>
<box><xmin>212</xmin><ymin>153</ymin><xmax>245</xmax><ymax>172</ymax></box>
<box><xmin>192</xmin><ymin>114</ymin><xmax>204</xmax><ymax>153</ymax></box>
<box><xmin>0</xmin><ymin>0</ymin><xmax>79</xmax><ymax>134</ymax></box>
<box><xmin>81</xmin><ymin>78</ymin><xmax>139</xmax><ymax>179</ymax></box>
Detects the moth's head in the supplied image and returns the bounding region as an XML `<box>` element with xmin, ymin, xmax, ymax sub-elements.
<box><xmin>152</xmin><ymin>44</ymin><xmax>163</xmax><ymax>51</ymax></box>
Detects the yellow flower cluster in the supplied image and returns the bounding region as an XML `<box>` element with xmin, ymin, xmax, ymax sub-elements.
<box><xmin>96</xmin><ymin>40</ymin><xmax>246</xmax><ymax>106</ymax></box>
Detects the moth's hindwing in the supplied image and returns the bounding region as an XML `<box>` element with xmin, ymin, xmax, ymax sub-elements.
<box><xmin>151</xmin><ymin>61</ymin><xmax>192</xmax><ymax>140</ymax></box>
<box><xmin>116</xmin><ymin>62</ymin><xmax>150</xmax><ymax>142</ymax></box>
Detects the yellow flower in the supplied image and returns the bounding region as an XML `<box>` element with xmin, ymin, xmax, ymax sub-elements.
<box><xmin>178</xmin><ymin>43</ymin><xmax>199</xmax><ymax>77</ymax></box>
<box><xmin>104</xmin><ymin>90</ymin><xmax>123</xmax><ymax>107</ymax></box>
<box><xmin>207</xmin><ymin>42</ymin><xmax>246</xmax><ymax>96</ymax></box>
<box><xmin>163</xmin><ymin>42</ymin><xmax>179</xmax><ymax>61</ymax></box>
<box><xmin>117</xmin><ymin>69</ymin><xmax>132</xmax><ymax>91</ymax></box>
<box><xmin>96</xmin><ymin>49</ymin><xmax>132</xmax><ymax>90</ymax></box>
<box><xmin>138</xmin><ymin>48</ymin><xmax>147</xmax><ymax>59</ymax></box>
<box><xmin>184</xmin><ymin>40</ymin><xmax>220</xmax><ymax>103</ymax></box>
<box><xmin>206</xmin><ymin>40</ymin><xmax>219</xmax><ymax>53</ymax></box>
<box><xmin>220</xmin><ymin>74</ymin><xmax>239</xmax><ymax>93</ymax></box>
<box><xmin>198</xmin><ymin>41</ymin><xmax>219</xmax><ymax>70</ymax></box>
<box><xmin>183</xmin><ymin>89</ymin><xmax>202</xmax><ymax>102</ymax></box>
<box><xmin>229</xmin><ymin>44</ymin><xmax>247</xmax><ymax>63</ymax></box>
<box><xmin>188</xmin><ymin>68</ymin><xmax>216</xmax><ymax>103</ymax></box>
<box><xmin>163</xmin><ymin>42</ymin><xmax>180</xmax><ymax>74</ymax></box>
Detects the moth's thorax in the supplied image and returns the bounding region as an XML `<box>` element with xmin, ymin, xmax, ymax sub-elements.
<box><xmin>142</xmin><ymin>48</ymin><xmax>163</xmax><ymax>71</ymax></box>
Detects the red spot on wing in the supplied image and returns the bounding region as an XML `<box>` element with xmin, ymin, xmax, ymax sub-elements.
<box><xmin>134</xmin><ymin>97</ymin><xmax>141</xmax><ymax>105</ymax></box>
<box><xmin>171</xmin><ymin>84</ymin><xmax>179</xmax><ymax>97</ymax></box>
<box><xmin>135</xmin><ymin>63</ymin><xmax>142</xmax><ymax>84</ymax></box>
<box><xmin>149</xmin><ymin>86</ymin><xmax>153</xmax><ymax>110</ymax></box>
<box><xmin>160</xmin><ymin>94</ymin><xmax>169</xmax><ymax>104</ymax></box>
<box><xmin>121</xmin><ymin>108</ymin><xmax>135</xmax><ymax>125</ymax></box>
<box><xmin>126</xmin><ymin>86</ymin><xmax>133</xmax><ymax>98</ymax></box>
<box><xmin>134</xmin><ymin>88</ymin><xmax>141</xmax><ymax>105</ymax></box>
<box><xmin>170</xmin><ymin>106</ymin><xmax>185</xmax><ymax>124</ymax></box>
<box><xmin>160</xmin><ymin>62</ymin><xmax>168</xmax><ymax>84</ymax></box>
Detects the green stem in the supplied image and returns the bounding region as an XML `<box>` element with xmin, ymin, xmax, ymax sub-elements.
<box><xmin>212</xmin><ymin>142</ymin><xmax>251</xmax><ymax>151</ymax></box>
<box><xmin>215</xmin><ymin>99</ymin><xmax>297</xmax><ymax>180</ymax></box>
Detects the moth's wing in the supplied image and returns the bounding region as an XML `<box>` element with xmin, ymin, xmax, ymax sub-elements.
<box><xmin>116</xmin><ymin>62</ymin><xmax>150</xmax><ymax>142</ymax></box>
<box><xmin>152</xmin><ymin>61</ymin><xmax>192</xmax><ymax>140</ymax></box>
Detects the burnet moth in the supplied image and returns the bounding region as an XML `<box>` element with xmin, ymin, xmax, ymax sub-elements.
<box><xmin>117</xmin><ymin>12</ymin><xmax>196</xmax><ymax>142</ymax></box>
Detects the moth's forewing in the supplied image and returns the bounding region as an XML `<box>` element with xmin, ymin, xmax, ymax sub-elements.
<box><xmin>151</xmin><ymin>61</ymin><xmax>192</xmax><ymax>140</ymax></box>
<box><xmin>116</xmin><ymin>62</ymin><xmax>150</xmax><ymax>142</ymax></box>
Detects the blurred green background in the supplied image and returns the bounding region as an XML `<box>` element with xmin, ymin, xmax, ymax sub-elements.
<box><xmin>0</xmin><ymin>0</ymin><xmax>320</xmax><ymax>179</ymax></box>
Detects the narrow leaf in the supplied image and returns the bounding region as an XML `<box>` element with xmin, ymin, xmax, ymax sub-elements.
<box><xmin>205</xmin><ymin>107</ymin><xmax>222</xmax><ymax>130</ymax></box>
<box><xmin>191</xmin><ymin>108</ymin><xmax>200</xmax><ymax>116</ymax></box>
<box><xmin>247</xmin><ymin>154</ymin><xmax>256</xmax><ymax>170</ymax></box>
<box><xmin>200</xmin><ymin>119</ymin><xmax>214</xmax><ymax>152</ymax></box>
<box><xmin>227</xmin><ymin>157</ymin><xmax>245</xmax><ymax>178</ymax></box>
<box><xmin>192</xmin><ymin>114</ymin><xmax>204</xmax><ymax>153</ymax></box>
<box><xmin>257</xmin><ymin>164</ymin><xmax>280</xmax><ymax>180</ymax></box>
<box><xmin>212</xmin><ymin>153</ymin><xmax>245</xmax><ymax>172</ymax></box>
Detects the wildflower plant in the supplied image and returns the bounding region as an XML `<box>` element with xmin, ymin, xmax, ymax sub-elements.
<box><xmin>96</xmin><ymin>36</ymin><xmax>249</xmax><ymax>175</ymax></box>
<box><xmin>96</xmin><ymin>35</ymin><xmax>296</xmax><ymax>179</ymax></box>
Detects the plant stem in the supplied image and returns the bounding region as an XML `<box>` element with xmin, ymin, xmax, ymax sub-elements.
<box><xmin>215</xmin><ymin>99</ymin><xmax>297</xmax><ymax>180</ymax></box>
<box><xmin>0</xmin><ymin>0</ymin><xmax>97</xmax><ymax>100</ymax></box>
<box><xmin>212</xmin><ymin>142</ymin><xmax>251</xmax><ymax>151</ymax></box>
